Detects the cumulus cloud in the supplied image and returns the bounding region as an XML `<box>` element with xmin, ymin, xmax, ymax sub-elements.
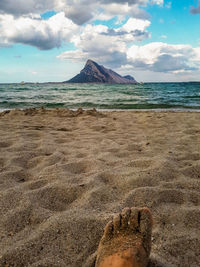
<box><xmin>0</xmin><ymin>0</ymin><xmax>156</xmax><ymax>51</ymax></box>
<box><xmin>0</xmin><ymin>0</ymin><xmax>166</xmax><ymax>52</ymax></box>
<box><xmin>95</xmin><ymin>2</ymin><xmax>149</xmax><ymax>22</ymax></box>
<box><xmin>0</xmin><ymin>12</ymin><xmax>77</xmax><ymax>50</ymax></box>
<box><xmin>61</xmin><ymin>0</ymin><xmax>164</xmax><ymax>25</ymax></box>
<box><xmin>122</xmin><ymin>17</ymin><xmax>150</xmax><ymax>31</ymax></box>
<box><xmin>64</xmin><ymin>6</ymin><xmax>93</xmax><ymax>25</ymax></box>
<box><xmin>0</xmin><ymin>0</ymin><xmax>56</xmax><ymax>16</ymax></box>
<box><xmin>58</xmin><ymin>18</ymin><xmax>150</xmax><ymax>67</ymax></box>
<box><xmin>0</xmin><ymin>0</ymin><xmax>163</xmax><ymax>24</ymax></box>
<box><xmin>102</xmin><ymin>18</ymin><xmax>151</xmax><ymax>42</ymax></box>
<box><xmin>58</xmin><ymin>24</ymin><xmax>128</xmax><ymax>67</ymax></box>
<box><xmin>59</xmin><ymin>40</ymin><xmax>200</xmax><ymax>75</ymax></box>
<box><xmin>127</xmin><ymin>42</ymin><xmax>200</xmax><ymax>73</ymax></box>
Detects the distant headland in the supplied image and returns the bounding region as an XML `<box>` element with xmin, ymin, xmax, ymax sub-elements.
<box><xmin>64</xmin><ymin>59</ymin><xmax>137</xmax><ymax>84</ymax></box>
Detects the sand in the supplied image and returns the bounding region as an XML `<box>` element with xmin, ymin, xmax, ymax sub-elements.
<box><xmin>0</xmin><ymin>108</ymin><xmax>199</xmax><ymax>267</ymax></box>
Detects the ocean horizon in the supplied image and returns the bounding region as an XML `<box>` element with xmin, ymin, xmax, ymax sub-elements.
<box><xmin>1</xmin><ymin>82</ymin><xmax>200</xmax><ymax>112</ymax></box>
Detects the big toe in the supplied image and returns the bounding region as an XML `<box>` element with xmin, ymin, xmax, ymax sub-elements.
<box><xmin>101</xmin><ymin>220</ymin><xmax>114</xmax><ymax>243</ymax></box>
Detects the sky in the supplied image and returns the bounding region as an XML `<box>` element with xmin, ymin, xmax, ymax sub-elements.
<box><xmin>0</xmin><ymin>0</ymin><xmax>200</xmax><ymax>83</ymax></box>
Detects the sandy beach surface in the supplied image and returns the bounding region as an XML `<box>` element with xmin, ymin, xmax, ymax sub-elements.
<box><xmin>0</xmin><ymin>108</ymin><xmax>200</xmax><ymax>267</ymax></box>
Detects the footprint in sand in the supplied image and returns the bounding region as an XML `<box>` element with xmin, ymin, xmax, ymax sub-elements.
<box><xmin>76</xmin><ymin>152</ymin><xmax>88</xmax><ymax>159</ymax></box>
<box><xmin>27</xmin><ymin>179</ymin><xmax>48</xmax><ymax>190</ymax></box>
<box><xmin>63</xmin><ymin>160</ymin><xmax>95</xmax><ymax>175</ymax></box>
<box><xmin>55</xmin><ymin>138</ymin><xmax>69</xmax><ymax>144</ymax></box>
<box><xmin>97</xmin><ymin>172</ymin><xmax>117</xmax><ymax>185</ymax></box>
<box><xmin>27</xmin><ymin>152</ymin><xmax>64</xmax><ymax>169</ymax></box>
<box><xmin>27</xmin><ymin>156</ymin><xmax>44</xmax><ymax>169</ymax></box>
<box><xmin>83</xmin><ymin>186</ymin><xmax>121</xmax><ymax>209</ymax></box>
<box><xmin>33</xmin><ymin>184</ymin><xmax>85</xmax><ymax>211</ymax></box>
<box><xmin>182</xmin><ymin>164</ymin><xmax>200</xmax><ymax>179</ymax></box>
<box><xmin>124</xmin><ymin>188</ymin><xmax>185</xmax><ymax>208</ymax></box>
<box><xmin>126</xmin><ymin>144</ymin><xmax>143</xmax><ymax>152</ymax></box>
<box><xmin>9</xmin><ymin>152</ymin><xmax>39</xmax><ymax>169</ymax></box>
<box><xmin>23</xmin><ymin>131</ymin><xmax>42</xmax><ymax>139</ymax></box>
<box><xmin>0</xmin><ymin>141</ymin><xmax>13</xmax><ymax>148</ymax></box>
<box><xmin>0</xmin><ymin>169</ymin><xmax>29</xmax><ymax>185</ymax></box>
<box><xmin>107</xmin><ymin>148</ymin><xmax>120</xmax><ymax>154</ymax></box>
<box><xmin>183</xmin><ymin>129</ymin><xmax>200</xmax><ymax>135</ymax></box>
<box><xmin>0</xmin><ymin>157</ymin><xmax>6</xmax><ymax>168</ymax></box>
<box><xmin>96</xmin><ymin>172</ymin><xmax>125</xmax><ymax>189</ymax></box>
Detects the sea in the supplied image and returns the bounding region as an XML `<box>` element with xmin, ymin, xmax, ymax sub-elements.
<box><xmin>0</xmin><ymin>82</ymin><xmax>200</xmax><ymax>111</ymax></box>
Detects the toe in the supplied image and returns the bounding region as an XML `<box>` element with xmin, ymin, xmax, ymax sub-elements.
<box><xmin>113</xmin><ymin>213</ymin><xmax>121</xmax><ymax>235</ymax></box>
<box><xmin>121</xmin><ymin>208</ymin><xmax>131</xmax><ymax>229</ymax></box>
<box><xmin>139</xmin><ymin>208</ymin><xmax>153</xmax><ymax>235</ymax></box>
<box><xmin>129</xmin><ymin>207</ymin><xmax>140</xmax><ymax>232</ymax></box>
<box><xmin>102</xmin><ymin>220</ymin><xmax>113</xmax><ymax>242</ymax></box>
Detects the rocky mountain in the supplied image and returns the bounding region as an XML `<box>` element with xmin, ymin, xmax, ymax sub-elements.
<box><xmin>65</xmin><ymin>60</ymin><xmax>137</xmax><ymax>84</ymax></box>
<box><xmin>123</xmin><ymin>75</ymin><xmax>136</xmax><ymax>81</ymax></box>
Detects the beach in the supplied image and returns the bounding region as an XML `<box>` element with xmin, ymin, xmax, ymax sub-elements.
<box><xmin>0</xmin><ymin>108</ymin><xmax>200</xmax><ymax>267</ymax></box>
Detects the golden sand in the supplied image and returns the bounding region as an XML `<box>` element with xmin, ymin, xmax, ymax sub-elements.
<box><xmin>0</xmin><ymin>108</ymin><xmax>200</xmax><ymax>266</ymax></box>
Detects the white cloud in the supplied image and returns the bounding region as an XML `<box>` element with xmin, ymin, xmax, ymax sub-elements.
<box><xmin>122</xmin><ymin>18</ymin><xmax>150</xmax><ymax>31</ymax></box>
<box><xmin>0</xmin><ymin>0</ymin><xmax>166</xmax><ymax>52</ymax></box>
<box><xmin>96</xmin><ymin>2</ymin><xmax>150</xmax><ymax>22</ymax></box>
<box><xmin>58</xmin><ymin>18</ymin><xmax>151</xmax><ymax>67</ymax></box>
<box><xmin>0</xmin><ymin>0</ymin><xmax>165</xmax><ymax>24</ymax></box>
<box><xmin>62</xmin><ymin>0</ymin><xmax>163</xmax><ymax>25</ymax></box>
<box><xmin>58</xmin><ymin>24</ymin><xmax>128</xmax><ymax>67</ymax></box>
<box><xmin>0</xmin><ymin>0</ymin><xmax>56</xmax><ymax>16</ymax></box>
<box><xmin>0</xmin><ymin>12</ymin><xmax>78</xmax><ymax>50</ymax></box>
<box><xmin>127</xmin><ymin>42</ymin><xmax>200</xmax><ymax>73</ymax></box>
<box><xmin>59</xmin><ymin>41</ymin><xmax>200</xmax><ymax>76</ymax></box>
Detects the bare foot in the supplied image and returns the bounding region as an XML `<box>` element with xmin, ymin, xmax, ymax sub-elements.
<box><xmin>95</xmin><ymin>207</ymin><xmax>152</xmax><ymax>267</ymax></box>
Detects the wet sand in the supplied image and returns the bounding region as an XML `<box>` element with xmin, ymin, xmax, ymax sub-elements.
<box><xmin>0</xmin><ymin>108</ymin><xmax>200</xmax><ymax>267</ymax></box>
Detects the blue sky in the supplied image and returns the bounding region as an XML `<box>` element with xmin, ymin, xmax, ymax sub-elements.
<box><xmin>0</xmin><ymin>0</ymin><xmax>200</xmax><ymax>82</ymax></box>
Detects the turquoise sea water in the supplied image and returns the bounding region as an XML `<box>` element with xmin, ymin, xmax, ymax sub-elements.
<box><xmin>0</xmin><ymin>82</ymin><xmax>200</xmax><ymax>111</ymax></box>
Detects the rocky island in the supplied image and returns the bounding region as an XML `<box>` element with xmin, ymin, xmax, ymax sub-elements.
<box><xmin>65</xmin><ymin>59</ymin><xmax>137</xmax><ymax>84</ymax></box>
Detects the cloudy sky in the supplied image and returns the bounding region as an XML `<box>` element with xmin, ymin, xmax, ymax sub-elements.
<box><xmin>0</xmin><ymin>0</ymin><xmax>200</xmax><ymax>82</ymax></box>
